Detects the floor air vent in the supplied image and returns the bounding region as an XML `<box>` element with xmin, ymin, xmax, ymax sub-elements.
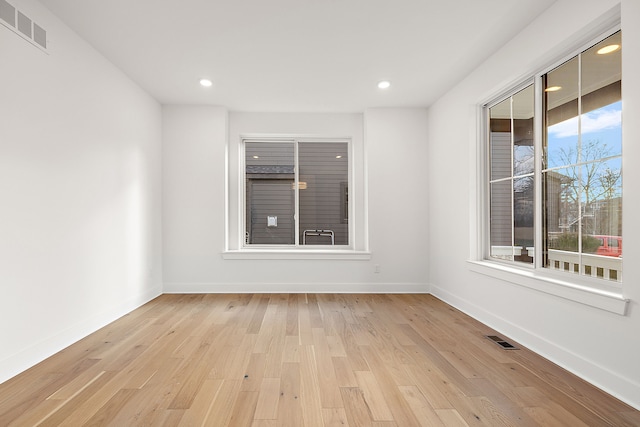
<box><xmin>486</xmin><ymin>335</ymin><xmax>518</xmax><ymax>350</ymax></box>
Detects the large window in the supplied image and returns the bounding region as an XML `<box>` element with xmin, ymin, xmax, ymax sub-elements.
<box><xmin>486</xmin><ymin>30</ymin><xmax>622</xmax><ymax>283</ymax></box>
<box><xmin>244</xmin><ymin>139</ymin><xmax>349</xmax><ymax>247</ymax></box>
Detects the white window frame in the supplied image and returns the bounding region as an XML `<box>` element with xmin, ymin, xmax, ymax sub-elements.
<box><xmin>241</xmin><ymin>137</ymin><xmax>352</xmax><ymax>249</ymax></box>
<box><xmin>224</xmin><ymin>133</ymin><xmax>371</xmax><ymax>260</ymax></box>
<box><xmin>470</xmin><ymin>25</ymin><xmax>628</xmax><ymax>315</ymax></box>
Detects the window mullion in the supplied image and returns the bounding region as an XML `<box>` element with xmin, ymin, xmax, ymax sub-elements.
<box><xmin>510</xmin><ymin>96</ymin><xmax>516</xmax><ymax>260</ymax></box>
<box><xmin>294</xmin><ymin>140</ymin><xmax>300</xmax><ymax>246</ymax></box>
<box><xmin>577</xmin><ymin>51</ymin><xmax>583</xmax><ymax>270</ymax></box>
<box><xmin>534</xmin><ymin>76</ymin><xmax>544</xmax><ymax>269</ymax></box>
<box><xmin>483</xmin><ymin>107</ymin><xmax>491</xmax><ymax>260</ymax></box>
<box><xmin>241</xmin><ymin>139</ymin><xmax>247</xmax><ymax>247</ymax></box>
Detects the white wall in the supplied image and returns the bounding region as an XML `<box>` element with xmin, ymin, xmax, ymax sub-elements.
<box><xmin>162</xmin><ymin>108</ymin><xmax>429</xmax><ymax>292</ymax></box>
<box><xmin>427</xmin><ymin>0</ymin><xmax>639</xmax><ymax>409</ymax></box>
<box><xmin>162</xmin><ymin>105</ymin><xmax>228</xmax><ymax>287</ymax></box>
<box><xmin>0</xmin><ymin>0</ymin><xmax>162</xmax><ymax>383</ymax></box>
<box><xmin>366</xmin><ymin>109</ymin><xmax>430</xmax><ymax>287</ymax></box>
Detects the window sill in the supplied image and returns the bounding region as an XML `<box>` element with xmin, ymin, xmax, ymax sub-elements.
<box><xmin>222</xmin><ymin>249</ymin><xmax>372</xmax><ymax>260</ymax></box>
<box><xmin>467</xmin><ymin>260</ymin><xmax>629</xmax><ymax>315</ymax></box>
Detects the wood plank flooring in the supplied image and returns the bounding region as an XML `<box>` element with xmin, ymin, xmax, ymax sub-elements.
<box><xmin>1</xmin><ymin>294</ymin><xmax>638</xmax><ymax>426</ymax></box>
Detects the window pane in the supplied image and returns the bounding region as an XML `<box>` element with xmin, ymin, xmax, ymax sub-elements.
<box><xmin>545</xmin><ymin>162</ymin><xmax>622</xmax><ymax>275</ymax></box>
<box><xmin>544</xmin><ymin>167</ymin><xmax>580</xmax><ymax>250</ymax></box>
<box><xmin>512</xmin><ymin>86</ymin><xmax>534</xmax><ymax>176</ymax></box>
<box><xmin>581</xmin><ymin>32</ymin><xmax>622</xmax><ymax>161</ymax></box>
<box><xmin>580</xmin><ymin>101</ymin><xmax>622</xmax><ymax>160</ymax></box>
<box><xmin>514</xmin><ymin>176</ymin><xmax>534</xmax><ymax>263</ymax></box>
<box><xmin>489</xmin><ymin>98</ymin><xmax>512</xmax><ymax>181</ymax></box>
<box><xmin>543</xmin><ymin>166</ymin><xmax>580</xmax><ymax>278</ymax></box>
<box><xmin>545</xmin><ymin>57</ymin><xmax>579</xmax><ymax>168</ymax></box>
<box><xmin>490</xmin><ymin>180</ymin><xmax>515</xmax><ymax>260</ymax></box>
<box><xmin>580</xmin><ymin>158</ymin><xmax>621</xmax><ymax>234</ymax></box>
<box><xmin>581</xmin><ymin>32</ymin><xmax>621</xmax><ymax>111</ymax></box>
<box><xmin>299</xmin><ymin>142</ymin><xmax>349</xmax><ymax>245</ymax></box>
<box><xmin>245</xmin><ymin>142</ymin><xmax>295</xmax><ymax>245</ymax></box>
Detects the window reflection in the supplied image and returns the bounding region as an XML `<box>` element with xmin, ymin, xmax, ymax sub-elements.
<box><xmin>543</xmin><ymin>31</ymin><xmax>622</xmax><ymax>281</ymax></box>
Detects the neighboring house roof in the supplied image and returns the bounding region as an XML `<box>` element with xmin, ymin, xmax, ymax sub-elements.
<box><xmin>246</xmin><ymin>165</ymin><xmax>295</xmax><ymax>174</ymax></box>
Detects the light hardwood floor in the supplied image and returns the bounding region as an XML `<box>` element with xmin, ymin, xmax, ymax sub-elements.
<box><xmin>1</xmin><ymin>294</ymin><xmax>638</xmax><ymax>426</ymax></box>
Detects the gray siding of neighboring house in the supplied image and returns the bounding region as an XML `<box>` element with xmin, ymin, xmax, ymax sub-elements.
<box><xmin>299</xmin><ymin>142</ymin><xmax>348</xmax><ymax>245</ymax></box>
<box><xmin>247</xmin><ymin>179</ymin><xmax>295</xmax><ymax>244</ymax></box>
<box><xmin>490</xmin><ymin>132</ymin><xmax>513</xmax><ymax>248</ymax></box>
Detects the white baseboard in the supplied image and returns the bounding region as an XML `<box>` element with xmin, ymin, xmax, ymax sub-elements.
<box><xmin>0</xmin><ymin>285</ymin><xmax>162</xmax><ymax>385</ymax></box>
<box><xmin>430</xmin><ymin>283</ymin><xmax>640</xmax><ymax>411</ymax></box>
<box><xmin>163</xmin><ymin>282</ymin><xmax>430</xmax><ymax>294</ymax></box>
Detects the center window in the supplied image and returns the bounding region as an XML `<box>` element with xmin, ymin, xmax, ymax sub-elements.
<box><xmin>243</xmin><ymin>139</ymin><xmax>349</xmax><ymax>247</ymax></box>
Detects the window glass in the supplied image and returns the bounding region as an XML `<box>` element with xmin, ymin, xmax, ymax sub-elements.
<box><xmin>485</xmin><ymin>30</ymin><xmax>621</xmax><ymax>282</ymax></box>
<box><xmin>544</xmin><ymin>166</ymin><xmax>580</xmax><ymax>253</ymax></box>
<box><xmin>545</xmin><ymin>57</ymin><xmax>579</xmax><ymax>168</ymax></box>
<box><xmin>514</xmin><ymin>176</ymin><xmax>534</xmax><ymax>254</ymax></box>
<box><xmin>244</xmin><ymin>139</ymin><xmax>350</xmax><ymax>247</ymax></box>
<box><xmin>299</xmin><ymin>142</ymin><xmax>349</xmax><ymax>245</ymax></box>
<box><xmin>490</xmin><ymin>179</ymin><xmax>514</xmax><ymax>260</ymax></box>
<box><xmin>490</xmin><ymin>98</ymin><xmax>513</xmax><ymax>181</ymax></box>
<box><xmin>512</xmin><ymin>86</ymin><xmax>535</xmax><ymax>176</ymax></box>
<box><xmin>245</xmin><ymin>142</ymin><xmax>295</xmax><ymax>245</ymax></box>
<box><xmin>488</xmin><ymin>84</ymin><xmax>534</xmax><ymax>264</ymax></box>
<box><xmin>543</xmin><ymin>31</ymin><xmax>622</xmax><ymax>281</ymax></box>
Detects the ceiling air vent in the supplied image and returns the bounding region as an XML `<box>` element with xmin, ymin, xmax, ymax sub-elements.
<box><xmin>486</xmin><ymin>335</ymin><xmax>519</xmax><ymax>350</ymax></box>
<box><xmin>0</xmin><ymin>0</ymin><xmax>47</xmax><ymax>51</ymax></box>
<box><xmin>33</xmin><ymin>22</ymin><xmax>46</xmax><ymax>48</ymax></box>
<box><xmin>0</xmin><ymin>0</ymin><xmax>15</xmax><ymax>27</ymax></box>
<box><xmin>17</xmin><ymin>11</ymin><xmax>31</xmax><ymax>38</ymax></box>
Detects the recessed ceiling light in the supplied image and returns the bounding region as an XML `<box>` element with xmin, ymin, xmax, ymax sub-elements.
<box><xmin>377</xmin><ymin>80</ymin><xmax>391</xmax><ymax>89</ymax></box>
<box><xmin>336</xmin><ymin>155</ymin><xmax>342</xmax><ymax>159</ymax></box>
<box><xmin>597</xmin><ymin>44</ymin><xmax>620</xmax><ymax>55</ymax></box>
<box><xmin>545</xmin><ymin>86</ymin><xmax>562</xmax><ymax>92</ymax></box>
<box><xmin>199</xmin><ymin>78</ymin><xmax>213</xmax><ymax>87</ymax></box>
<box><xmin>253</xmin><ymin>155</ymin><xmax>259</xmax><ymax>159</ymax></box>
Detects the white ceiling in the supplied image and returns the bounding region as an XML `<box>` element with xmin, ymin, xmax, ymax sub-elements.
<box><xmin>39</xmin><ymin>0</ymin><xmax>557</xmax><ymax>112</ymax></box>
